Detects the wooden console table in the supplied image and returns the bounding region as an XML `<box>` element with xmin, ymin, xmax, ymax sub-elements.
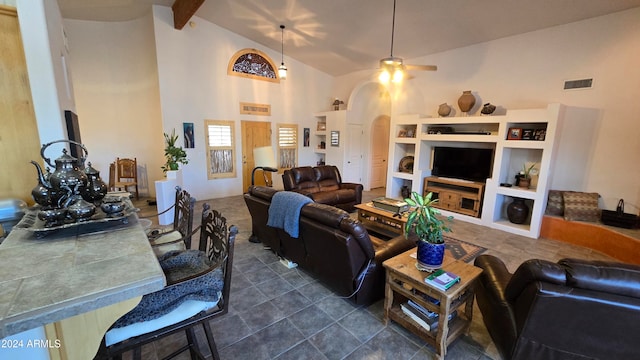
<box><xmin>424</xmin><ymin>177</ymin><xmax>485</xmax><ymax>218</ymax></box>
<box><xmin>383</xmin><ymin>250</ymin><xmax>482</xmax><ymax>358</ymax></box>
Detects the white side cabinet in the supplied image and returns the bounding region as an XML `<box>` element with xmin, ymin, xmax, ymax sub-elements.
<box><xmin>386</xmin><ymin>104</ymin><xmax>565</xmax><ymax>238</ymax></box>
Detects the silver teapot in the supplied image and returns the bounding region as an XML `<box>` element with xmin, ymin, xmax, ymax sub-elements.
<box><xmin>31</xmin><ymin>140</ymin><xmax>89</xmax><ymax>208</ymax></box>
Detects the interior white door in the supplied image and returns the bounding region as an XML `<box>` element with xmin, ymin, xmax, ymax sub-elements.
<box><xmin>370</xmin><ymin>115</ymin><xmax>390</xmax><ymax>188</ymax></box>
<box><xmin>343</xmin><ymin>124</ymin><xmax>363</xmax><ymax>183</ymax></box>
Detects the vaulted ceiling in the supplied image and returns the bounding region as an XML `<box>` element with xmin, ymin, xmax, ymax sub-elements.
<box><xmin>58</xmin><ymin>0</ymin><xmax>640</xmax><ymax>76</ymax></box>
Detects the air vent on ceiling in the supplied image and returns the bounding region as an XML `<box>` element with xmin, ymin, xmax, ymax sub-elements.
<box><xmin>564</xmin><ymin>78</ymin><xmax>593</xmax><ymax>90</ymax></box>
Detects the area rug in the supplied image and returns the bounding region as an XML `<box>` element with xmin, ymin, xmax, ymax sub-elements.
<box><xmin>443</xmin><ymin>236</ymin><xmax>486</xmax><ymax>263</ymax></box>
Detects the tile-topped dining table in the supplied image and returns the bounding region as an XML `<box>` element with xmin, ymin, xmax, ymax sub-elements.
<box><xmin>0</xmin><ymin>199</ymin><xmax>165</xmax><ymax>359</ymax></box>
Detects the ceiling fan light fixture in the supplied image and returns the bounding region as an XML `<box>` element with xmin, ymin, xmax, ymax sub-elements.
<box><xmin>392</xmin><ymin>68</ymin><xmax>404</xmax><ymax>83</ymax></box>
<box><xmin>279</xmin><ymin>24</ymin><xmax>287</xmax><ymax>80</ymax></box>
<box><xmin>379</xmin><ymin>69</ymin><xmax>391</xmax><ymax>83</ymax></box>
<box><xmin>380</xmin><ymin>57</ymin><xmax>404</xmax><ymax>68</ymax></box>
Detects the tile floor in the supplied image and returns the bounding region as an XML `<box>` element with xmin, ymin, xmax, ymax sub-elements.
<box><xmin>129</xmin><ymin>188</ymin><xmax>615</xmax><ymax>360</ymax></box>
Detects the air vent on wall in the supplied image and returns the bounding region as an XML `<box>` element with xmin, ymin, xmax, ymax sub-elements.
<box><xmin>564</xmin><ymin>78</ymin><xmax>593</xmax><ymax>90</ymax></box>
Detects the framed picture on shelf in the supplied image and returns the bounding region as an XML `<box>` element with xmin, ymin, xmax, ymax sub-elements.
<box><xmin>533</xmin><ymin>129</ymin><xmax>546</xmax><ymax>141</ymax></box>
<box><xmin>521</xmin><ymin>129</ymin><xmax>534</xmax><ymax>140</ymax></box>
<box><xmin>317</xmin><ymin>122</ymin><xmax>326</xmax><ymax>131</ymax></box>
<box><xmin>507</xmin><ymin>127</ymin><xmax>523</xmax><ymax>140</ymax></box>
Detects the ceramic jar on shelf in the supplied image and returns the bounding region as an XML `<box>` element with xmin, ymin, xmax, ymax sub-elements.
<box><xmin>458</xmin><ymin>91</ymin><xmax>476</xmax><ymax>114</ymax></box>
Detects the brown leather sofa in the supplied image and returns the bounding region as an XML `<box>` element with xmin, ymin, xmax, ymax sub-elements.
<box><xmin>282</xmin><ymin>165</ymin><xmax>363</xmax><ymax>212</ymax></box>
<box><xmin>244</xmin><ymin>185</ymin><xmax>414</xmax><ymax>305</ymax></box>
<box><xmin>474</xmin><ymin>254</ymin><xmax>640</xmax><ymax>360</ymax></box>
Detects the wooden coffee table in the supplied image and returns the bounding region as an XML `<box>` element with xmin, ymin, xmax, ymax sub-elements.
<box><xmin>383</xmin><ymin>250</ymin><xmax>483</xmax><ymax>359</ymax></box>
<box><xmin>355</xmin><ymin>202</ymin><xmax>408</xmax><ymax>238</ymax></box>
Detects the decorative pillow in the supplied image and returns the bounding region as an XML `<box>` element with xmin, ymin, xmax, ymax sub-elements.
<box><xmin>545</xmin><ymin>190</ymin><xmax>566</xmax><ymax>216</ymax></box>
<box><xmin>562</xmin><ymin>192</ymin><xmax>600</xmax><ymax>222</ymax></box>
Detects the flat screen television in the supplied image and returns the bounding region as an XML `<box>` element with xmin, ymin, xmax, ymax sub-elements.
<box><xmin>431</xmin><ymin>146</ymin><xmax>494</xmax><ymax>182</ymax></box>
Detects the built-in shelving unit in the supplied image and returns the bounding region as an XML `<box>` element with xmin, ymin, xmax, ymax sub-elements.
<box><xmin>314</xmin><ymin>110</ymin><xmax>347</xmax><ymax>170</ymax></box>
<box><xmin>386</xmin><ymin>104</ymin><xmax>565</xmax><ymax>238</ymax></box>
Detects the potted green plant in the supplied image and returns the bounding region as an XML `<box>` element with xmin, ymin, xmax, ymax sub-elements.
<box><xmin>518</xmin><ymin>163</ymin><xmax>537</xmax><ymax>189</ymax></box>
<box><xmin>162</xmin><ymin>129</ymin><xmax>189</xmax><ymax>173</ymax></box>
<box><xmin>404</xmin><ymin>191</ymin><xmax>453</xmax><ymax>271</ymax></box>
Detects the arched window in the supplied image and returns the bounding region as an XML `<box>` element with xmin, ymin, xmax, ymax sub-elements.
<box><xmin>227</xmin><ymin>48</ymin><xmax>280</xmax><ymax>83</ymax></box>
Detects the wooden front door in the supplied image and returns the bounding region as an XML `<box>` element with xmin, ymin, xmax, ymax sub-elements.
<box><xmin>0</xmin><ymin>6</ymin><xmax>42</xmax><ymax>203</ymax></box>
<box><xmin>241</xmin><ymin>121</ymin><xmax>272</xmax><ymax>191</ymax></box>
<box><xmin>370</xmin><ymin>115</ymin><xmax>390</xmax><ymax>189</ymax></box>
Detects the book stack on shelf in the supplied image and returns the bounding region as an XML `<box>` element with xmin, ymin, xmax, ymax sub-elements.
<box><xmin>424</xmin><ymin>269</ymin><xmax>460</xmax><ymax>291</ymax></box>
<box><xmin>400</xmin><ymin>300</ymin><xmax>456</xmax><ymax>331</ymax></box>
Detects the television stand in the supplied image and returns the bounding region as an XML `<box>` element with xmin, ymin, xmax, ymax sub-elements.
<box><xmin>424</xmin><ymin>177</ymin><xmax>485</xmax><ymax>218</ymax></box>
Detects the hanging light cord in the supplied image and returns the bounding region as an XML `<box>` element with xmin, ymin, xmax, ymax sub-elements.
<box><xmin>280</xmin><ymin>24</ymin><xmax>285</xmax><ymax>65</ymax></box>
<box><xmin>390</xmin><ymin>0</ymin><xmax>396</xmax><ymax>57</ymax></box>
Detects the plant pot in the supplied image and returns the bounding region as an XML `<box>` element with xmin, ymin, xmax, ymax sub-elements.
<box><xmin>518</xmin><ymin>177</ymin><xmax>530</xmax><ymax>189</ymax></box>
<box><xmin>416</xmin><ymin>241</ymin><xmax>445</xmax><ymax>272</ymax></box>
<box><xmin>507</xmin><ymin>197</ymin><xmax>529</xmax><ymax>224</ymax></box>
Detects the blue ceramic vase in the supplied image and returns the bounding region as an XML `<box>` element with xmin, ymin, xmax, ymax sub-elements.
<box><xmin>416</xmin><ymin>241</ymin><xmax>445</xmax><ymax>271</ymax></box>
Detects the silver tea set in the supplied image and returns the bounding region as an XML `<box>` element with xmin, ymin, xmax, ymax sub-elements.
<box><xmin>30</xmin><ymin>140</ymin><xmax>124</xmax><ymax>227</ymax></box>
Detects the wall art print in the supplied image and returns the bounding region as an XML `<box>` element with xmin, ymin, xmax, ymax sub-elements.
<box><xmin>183</xmin><ymin>122</ymin><xmax>195</xmax><ymax>148</ymax></box>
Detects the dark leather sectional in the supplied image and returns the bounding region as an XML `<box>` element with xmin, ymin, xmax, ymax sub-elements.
<box><xmin>244</xmin><ymin>185</ymin><xmax>414</xmax><ymax>305</ymax></box>
<box><xmin>282</xmin><ymin>165</ymin><xmax>363</xmax><ymax>212</ymax></box>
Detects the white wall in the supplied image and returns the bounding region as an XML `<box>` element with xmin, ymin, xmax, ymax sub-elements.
<box><xmin>17</xmin><ymin>0</ymin><xmax>73</xmax><ymax>147</ymax></box>
<box><xmin>64</xmin><ymin>15</ymin><xmax>165</xmax><ymax>197</ymax></box>
<box><xmin>335</xmin><ymin>7</ymin><xmax>640</xmax><ymax>212</ymax></box>
<box><xmin>151</xmin><ymin>5</ymin><xmax>332</xmax><ymax>200</ymax></box>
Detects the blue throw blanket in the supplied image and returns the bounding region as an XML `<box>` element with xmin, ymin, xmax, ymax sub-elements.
<box><xmin>267</xmin><ymin>191</ymin><xmax>313</xmax><ymax>238</ymax></box>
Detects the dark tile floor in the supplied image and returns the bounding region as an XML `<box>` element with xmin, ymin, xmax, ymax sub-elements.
<box><xmin>129</xmin><ymin>188</ymin><xmax>614</xmax><ymax>360</ymax></box>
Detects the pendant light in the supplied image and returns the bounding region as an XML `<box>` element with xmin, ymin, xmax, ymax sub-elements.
<box><xmin>278</xmin><ymin>24</ymin><xmax>287</xmax><ymax>80</ymax></box>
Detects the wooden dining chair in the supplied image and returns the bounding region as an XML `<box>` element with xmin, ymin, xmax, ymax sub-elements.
<box><xmin>115</xmin><ymin>157</ymin><xmax>139</xmax><ymax>199</ymax></box>
<box><xmin>146</xmin><ymin>186</ymin><xmax>196</xmax><ymax>256</ymax></box>
<box><xmin>95</xmin><ymin>203</ymin><xmax>238</xmax><ymax>360</ymax></box>
<box><xmin>108</xmin><ymin>162</ymin><xmax>116</xmax><ymax>191</ymax></box>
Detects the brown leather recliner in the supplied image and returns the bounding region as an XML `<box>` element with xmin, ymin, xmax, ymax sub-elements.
<box><xmin>474</xmin><ymin>254</ymin><xmax>640</xmax><ymax>360</ymax></box>
<box><xmin>282</xmin><ymin>165</ymin><xmax>362</xmax><ymax>212</ymax></box>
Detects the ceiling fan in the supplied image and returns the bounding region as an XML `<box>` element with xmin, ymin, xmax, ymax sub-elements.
<box><xmin>378</xmin><ymin>0</ymin><xmax>437</xmax><ymax>83</ymax></box>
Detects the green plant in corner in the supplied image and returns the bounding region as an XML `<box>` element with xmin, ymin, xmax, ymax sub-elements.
<box><xmin>162</xmin><ymin>129</ymin><xmax>189</xmax><ymax>173</ymax></box>
<box><xmin>404</xmin><ymin>191</ymin><xmax>453</xmax><ymax>244</ymax></box>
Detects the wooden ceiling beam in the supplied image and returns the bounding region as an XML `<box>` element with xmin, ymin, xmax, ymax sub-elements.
<box><xmin>172</xmin><ymin>0</ymin><xmax>205</xmax><ymax>30</ymax></box>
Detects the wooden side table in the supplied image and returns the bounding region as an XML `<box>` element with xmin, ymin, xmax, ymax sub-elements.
<box><xmin>383</xmin><ymin>249</ymin><xmax>483</xmax><ymax>358</ymax></box>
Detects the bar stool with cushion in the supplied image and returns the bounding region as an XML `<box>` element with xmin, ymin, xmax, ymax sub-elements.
<box><xmin>114</xmin><ymin>157</ymin><xmax>139</xmax><ymax>199</ymax></box>
<box><xmin>145</xmin><ymin>186</ymin><xmax>196</xmax><ymax>256</ymax></box>
<box><xmin>95</xmin><ymin>203</ymin><xmax>238</xmax><ymax>360</ymax></box>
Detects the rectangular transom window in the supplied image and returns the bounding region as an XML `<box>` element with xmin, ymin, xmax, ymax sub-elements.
<box><xmin>205</xmin><ymin>120</ymin><xmax>235</xmax><ymax>179</ymax></box>
<box><xmin>277</xmin><ymin>124</ymin><xmax>298</xmax><ymax>170</ymax></box>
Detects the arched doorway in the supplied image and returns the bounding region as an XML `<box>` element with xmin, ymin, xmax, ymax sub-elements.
<box><xmin>346</xmin><ymin>81</ymin><xmax>391</xmax><ymax>190</ymax></box>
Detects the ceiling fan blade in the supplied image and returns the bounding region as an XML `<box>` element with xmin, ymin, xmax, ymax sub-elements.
<box><xmin>406</xmin><ymin>64</ymin><xmax>437</xmax><ymax>71</ymax></box>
